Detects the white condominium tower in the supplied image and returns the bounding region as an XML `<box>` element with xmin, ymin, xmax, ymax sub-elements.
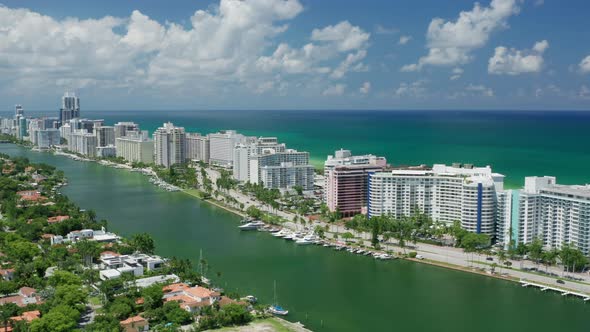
<box><xmin>68</xmin><ymin>130</ymin><xmax>98</xmax><ymax>157</ymax></box>
<box><xmin>233</xmin><ymin>137</ymin><xmax>286</xmax><ymax>182</ymax></box>
<box><xmin>95</xmin><ymin>125</ymin><xmax>115</xmax><ymax>147</ymax></box>
<box><xmin>515</xmin><ymin>176</ymin><xmax>590</xmax><ymax>255</ymax></box>
<box><xmin>185</xmin><ymin>133</ymin><xmax>210</xmax><ymax>163</ymax></box>
<box><xmin>114</xmin><ymin>122</ymin><xmax>140</xmax><ymax>138</ymax></box>
<box><xmin>208</xmin><ymin>130</ymin><xmax>247</xmax><ymax>167</ymax></box>
<box><xmin>154</xmin><ymin>122</ymin><xmax>186</xmax><ymax>168</ymax></box>
<box><xmin>368</xmin><ymin>164</ymin><xmax>507</xmax><ymax>238</ymax></box>
<box><xmin>116</xmin><ymin>130</ymin><xmax>154</xmax><ymax>164</ymax></box>
<box><xmin>249</xmin><ymin>149</ymin><xmax>315</xmax><ymax>191</ymax></box>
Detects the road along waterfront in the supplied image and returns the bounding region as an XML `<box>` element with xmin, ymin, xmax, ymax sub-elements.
<box><xmin>2</xmin><ymin>143</ymin><xmax>589</xmax><ymax>332</ymax></box>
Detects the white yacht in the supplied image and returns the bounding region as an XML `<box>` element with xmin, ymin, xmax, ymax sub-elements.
<box><xmin>238</xmin><ymin>220</ymin><xmax>265</xmax><ymax>231</ymax></box>
<box><xmin>295</xmin><ymin>236</ymin><xmax>314</xmax><ymax>245</ymax></box>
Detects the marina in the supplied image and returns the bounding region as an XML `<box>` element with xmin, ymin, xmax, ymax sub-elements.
<box><xmin>520</xmin><ymin>280</ymin><xmax>590</xmax><ymax>301</ymax></box>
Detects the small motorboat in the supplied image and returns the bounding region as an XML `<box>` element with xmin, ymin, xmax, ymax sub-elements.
<box><xmin>268</xmin><ymin>305</ymin><xmax>289</xmax><ymax>316</ymax></box>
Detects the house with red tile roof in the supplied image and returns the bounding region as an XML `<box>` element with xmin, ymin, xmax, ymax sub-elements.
<box><xmin>0</xmin><ymin>268</ymin><xmax>15</xmax><ymax>281</ymax></box>
<box><xmin>120</xmin><ymin>315</ymin><xmax>149</xmax><ymax>332</ymax></box>
<box><xmin>162</xmin><ymin>283</ymin><xmax>221</xmax><ymax>314</ymax></box>
<box><xmin>16</xmin><ymin>190</ymin><xmax>45</xmax><ymax>202</ymax></box>
<box><xmin>47</xmin><ymin>215</ymin><xmax>70</xmax><ymax>224</ymax></box>
<box><xmin>0</xmin><ymin>287</ymin><xmax>41</xmax><ymax>307</ymax></box>
<box><xmin>10</xmin><ymin>310</ymin><xmax>41</xmax><ymax>323</ymax></box>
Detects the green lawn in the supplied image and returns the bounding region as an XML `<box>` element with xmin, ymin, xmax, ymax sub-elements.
<box><xmin>204</xmin><ymin>318</ymin><xmax>307</xmax><ymax>332</ymax></box>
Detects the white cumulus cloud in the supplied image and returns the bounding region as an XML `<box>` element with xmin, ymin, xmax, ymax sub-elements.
<box><xmin>322</xmin><ymin>84</ymin><xmax>346</xmax><ymax>96</ymax></box>
<box><xmin>0</xmin><ymin>0</ymin><xmax>371</xmax><ymax>97</ymax></box>
<box><xmin>579</xmin><ymin>55</ymin><xmax>590</xmax><ymax>74</ymax></box>
<box><xmin>488</xmin><ymin>40</ymin><xmax>548</xmax><ymax>75</ymax></box>
<box><xmin>359</xmin><ymin>81</ymin><xmax>371</xmax><ymax>94</ymax></box>
<box><xmin>401</xmin><ymin>0</ymin><xmax>520</xmax><ymax>72</ymax></box>
<box><xmin>394</xmin><ymin>80</ymin><xmax>428</xmax><ymax>98</ymax></box>
<box><xmin>466</xmin><ymin>84</ymin><xmax>494</xmax><ymax>97</ymax></box>
<box><xmin>398</xmin><ymin>35</ymin><xmax>412</xmax><ymax>45</ymax></box>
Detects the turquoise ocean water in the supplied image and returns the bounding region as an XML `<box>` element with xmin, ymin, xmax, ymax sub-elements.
<box><xmin>6</xmin><ymin>110</ymin><xmax>589</xmax><ymax>188</ymax></box>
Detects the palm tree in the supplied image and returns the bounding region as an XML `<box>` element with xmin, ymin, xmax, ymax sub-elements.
<box><xmin>497</xmin><ymin>249</ymin><xmax>508</xmax><ymax>274</ymax></box>
<box><xmin>542</xmin><ymin>249</ymin><xmax>559</xmax><ymax>272</ymax></box>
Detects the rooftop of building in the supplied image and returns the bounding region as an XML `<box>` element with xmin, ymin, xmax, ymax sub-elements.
<box><xmin>542</xmin><ymin>184</ymin><xmax>590</xmax><ymax>199</ymax></box>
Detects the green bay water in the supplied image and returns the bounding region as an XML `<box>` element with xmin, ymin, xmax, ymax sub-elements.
<box><xmin>1</xmin><ymin>143</ymin><xmax>588</xmax><ymax>332</ymax></box>
<box><xmin>11</xmin><ymin>110</ymin><xmax>590</xmax><ymax>188</ymax></box>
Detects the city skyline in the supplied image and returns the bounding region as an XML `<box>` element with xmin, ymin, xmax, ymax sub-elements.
<box><xmin>1</xmin><ymin>0</ymin><xmax>590</xmax><ymax>111</ymax></box>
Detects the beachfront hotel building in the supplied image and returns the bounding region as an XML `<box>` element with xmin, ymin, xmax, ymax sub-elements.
<box><xmin>324</xmin><ymin>149</ymin><xmax>387</xmax><ymax>217</ymax></box>
<box><xmin>154</xmin><ymin>122</ymin><xmax>186</xmax><ymax>168</ymax></box>
<box><xmin>208</xmin><ymin>130</ymin><xmax>246</xmax><ymax>167</ymax></box>
<box><xmin>185</xmin><ymin>133</ymin><xmax>210</xmax><ymax>163</ymax></box>
<box><xmin>513</xmin><ymin>176</ymin><xmax>590</xmax><ymax>255</ymax></box>
<box><xmin>232</xmin><ymin>137</ymin><xmax>286</xmax><ymax>182</ymax></box>
<box><xmin>115</xmin><ymin>131</ymin><xmax>154</xmax><ymax>164</ymax></box>
<box><xmin>368</xmin><ymin>164</ymin><xmax>507</xmax><ymax>238</ymax></box>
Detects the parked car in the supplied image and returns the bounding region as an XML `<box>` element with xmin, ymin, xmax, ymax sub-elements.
<box><xmin>415</xmin><ymin>254</ymin><xmax>424</xmax><ymax>260</ymax></box>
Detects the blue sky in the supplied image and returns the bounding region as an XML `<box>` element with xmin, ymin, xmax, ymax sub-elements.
<box><xmin>1</xmin><ymin>0</ymin><xmax>589</xmax><ymax>110</ymax></box>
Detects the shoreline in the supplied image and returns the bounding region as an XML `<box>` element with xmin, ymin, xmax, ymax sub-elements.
<box><xmin>14</xmin><ymin>144</ymin><xmax>590</xmax><ymax>302</ymax></box>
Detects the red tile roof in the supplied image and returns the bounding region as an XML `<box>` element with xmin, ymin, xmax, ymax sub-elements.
<box><xmin>47</xmin><ymin>215</ymin><xmax>70</xmax><ymax>223</ymax></box>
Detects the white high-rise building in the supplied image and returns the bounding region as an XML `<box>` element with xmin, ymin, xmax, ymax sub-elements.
<box><xmin>368</xmin><ymin>164</ymin><xmax>507</xmax><ymax>239</ymax></box>
<box><xmin>185</xmin><ymin>133</ymin><xmax>210</xmax><ymax>163</ymax></box>
<box><xmin>27</xmin><ymin>119</ymin><xmax>45</xmax><ymax>146</ymax></box>
<box><xmin>153</xmin><ymin>122</ymin><xmax>185</xmax><ymax>168</ymax></box>
<box><xmin>15</xmin><ymin>105</ymin><xmax>24</xmax><ymax>118</ymax></box>
<box><xmin>116</xmin><ymin>131</ymin><xmax>154</xmax><ymax>164</ymax></box>
<box><xmin>232</xmin><ymin>137</ymin><xmax>286</xmax><ymax>182</ymax></box>
<box><xmin>68</xmin><ymin>130</ymin><xmax>98</xmax><ymax>157</ymax></box>
<box><xmin>59</xmin><ymin>92</ymin><xmax>80</xmax><ymax>125</ymax></box>
<box><xmin>233</xmin><ymin>144</ymin><xmax>255</xmax><ymax>182</ymax></box>
<box><xmin>514</xmin><ymin>176</ymin><xmax>590</xmax><ymax>255</ymax></box>
<box><xmin>249</xmin><ymin>149</ymin><xmax>315</xmax><ymax>190</ymax></box>
<box><xmin>36</xmin><ymin>129</ymin><xmax>61</xmax><ymax>149</ymax></box>
<box><xmin>208</xmin><ymin>130</ymin><xmax>247</xmax><ymax>167</ymax></box>
<box><xmin>114</xmin><ymin>122</ymin><xmax>140</xmax><ymax>139</ymax></box>
<box><xmin>95</xmin><ymin>126</ymin><xmax>115</xmax><ymax>147</ymax></box>
<box><xmin>324</xmin><ymin>149</ymin><xmax>387</xmax><ymax>173</ymax></box>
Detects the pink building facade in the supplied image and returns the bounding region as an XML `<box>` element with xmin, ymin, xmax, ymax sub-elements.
<box><xmin>324</xmin><ymin>150</ymin><xmax>386</xmax><ymax>217</ymax></box>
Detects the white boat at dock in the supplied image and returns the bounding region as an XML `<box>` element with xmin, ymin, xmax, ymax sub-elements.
<box><xmin>238</xmin><ymin>220</ymin><xmax>265</xmax><ymax>231</ymax></box>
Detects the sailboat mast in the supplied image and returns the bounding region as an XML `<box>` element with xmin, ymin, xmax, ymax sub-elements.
<box><xmin>273</xmin><ymin>280</ymin><xmax>277</xmax><ymax>306</ymax></box>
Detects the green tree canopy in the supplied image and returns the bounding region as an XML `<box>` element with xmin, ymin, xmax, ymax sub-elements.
<box><xmin>130</xmin><ymin>233</ymin><xmax>156</xmax><ymax>254</ymax></box>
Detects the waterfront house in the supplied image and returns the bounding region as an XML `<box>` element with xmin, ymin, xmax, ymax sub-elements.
<box><xmin>99</xmin><ymin>253</ymin><xmax>165</xmax><ymax>280</ymax></box>
<box><xmin>51</xmin><ymin>227</ymin><xmax>119</xmax><ymax>245</ymax></box>
<box><xmin>162</xmin><ymin>283</ymin><xmax>221</xmax><ymax>314</ymax></box>
<box><xmin>16</xmin><ymin>190</ymin><xmax>45</xmax><ymax>202</ymax></box>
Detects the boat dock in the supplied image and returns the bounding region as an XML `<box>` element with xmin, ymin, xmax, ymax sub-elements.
<box><xmin>519</xmin><ymin>279</ymin><xmax>590</xmax><ymax>301</ymax></box>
